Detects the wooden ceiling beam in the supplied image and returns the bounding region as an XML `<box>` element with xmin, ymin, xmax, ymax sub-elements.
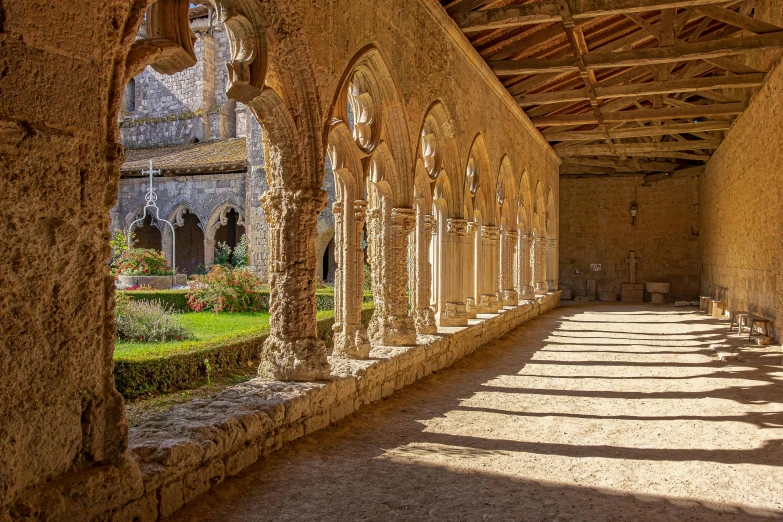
<box><xmin>557</xmin><ymin>139</ymin><xmax>723</xmax><ymax>156</ymax></box>
<box><xmin>456</xmin><ymin>0</ymin><xmax>724</xmax><ymax>32</ymax></box>
<box><xmin>532</xmin><ymin>101</ymin><xmax>746</xmax><ymax>126</ymax></box>
<box><xmin>491</xmin><ymin>32</ymin><xmax>783</xmax><ymax>75</ymax></box>
<box><xmin>544</xmin><ymin>120</ymin><xmax>732</xmax><ymax>140</ymax></box>
<box><xmin>693</xmin><ymin>4</ymin><xmax>783</xmax><ymax>34</ymax></box>
<box><xmin>517</xmin><ymin>73</ymin><xmax>764</xmax><ymax>105</ymax></box>
<box><xmin>562</xmin><ymin>157</ymin><xmax>686</xmax><ymax>171</ymax></box>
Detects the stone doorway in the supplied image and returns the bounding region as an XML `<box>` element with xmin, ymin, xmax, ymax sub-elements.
<box><xmin>175</xmin><ymin>210</ymin><xmax>205</xmax><ymax>275</ymax></box>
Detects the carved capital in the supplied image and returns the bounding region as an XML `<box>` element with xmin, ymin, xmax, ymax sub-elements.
<box><xmin>261</xmin><ymin>187</ymin><xmax>328</xmax><ymax>227</ymax></box>
<box><xmin>353</xmin><ymin>200</ymin><xmax>368</xmax><ymax>225</ymax></box>
<box><xmin>423</xmin><ymin>214</ymin><xmax>435</xmax><ymax>234</ymax></box>
<box><xmin>480</xmin><ymin>225</ymin><xmax>499</xmax><ymax>241</ymax></box>
<box><xmin>504</xmin><ymin>230</ymin><xmax>519</xmax><ymax>241</ymax></box>
<box><xmin>390</xmin><ymin>207</ymin><xmax>416</xmax><ymax>234</ymax></box>
<box><xmin>466</xmin><ymin>221</ymin><xmax>478</xmax><ymax>237</ymax></box>
<box><xmin>447</xmin><ymin>218</ymin><xmax>468</xmax><ymax>237</ymax></box>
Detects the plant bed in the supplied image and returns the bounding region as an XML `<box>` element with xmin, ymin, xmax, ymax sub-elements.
<box><xmin>113</xmin><ymin>305</ymin><xmax>375</xmax><ymax>399</ymax></box>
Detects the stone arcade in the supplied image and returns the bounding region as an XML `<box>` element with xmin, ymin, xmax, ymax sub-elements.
<box><xmin>2</xmin><ymin>0</ymin><xmax>783</xmax><ymax>520</ymax></box>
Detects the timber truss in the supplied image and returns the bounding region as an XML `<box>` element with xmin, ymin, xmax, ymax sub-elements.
<box><xmin>442</xmin><ymin>0</ymin><xmax>783</xmax><ymax>177</ymax></box>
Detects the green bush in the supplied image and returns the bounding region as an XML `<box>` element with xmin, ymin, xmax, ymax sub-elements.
<box><xmin>187</xmin><ymin>265</ymin><xmax>265</xmax><ymax>312</ymax></box>
<box><xmin>114</xmin><ymin>305</ymin><xmax>375</xmax><ymax>399</ymax></box>
<box><xmin>120</xmin><ymin>290</ymin><xmax>190</xmax><ymax>311</ymax></box>
<box><xmin>115</xmin><ymin>248</ymin><xmax>174</xmax><ymax>276</ymax></box>
<box><xmin>115</xmin><ymin>298</ymin><xmax>192</xmax><ymax>343</ymax></box>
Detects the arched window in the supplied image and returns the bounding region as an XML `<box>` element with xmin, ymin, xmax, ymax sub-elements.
<box><xmin>124</xmin><ymin>79</ymin><xmax>136</xmax><ymax>113</ymax></box>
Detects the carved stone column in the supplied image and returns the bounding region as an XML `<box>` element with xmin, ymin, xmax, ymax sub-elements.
<box><xmin>547</xmin><ymin>238</ymin><xmax>559</xmax><ymax>291</ymax></box>
<box><xmin>437</xmin><ymin>219</ymin><xmax>468</xmax><ymax>326</ymax></box>
<box><xmin>258</xmin><ymin>187</ymin><xmax>331</xmax><ymax>381</ymax></box>
<box><xmin>518</xmin><ymin>234</ymin><xmax>536</xmax><ymax>300</ymax></box>
<box><xmin>477</xmin><ymin>225</ymin><xmax>500</xmax><ymax>313</ymax></box>
<box><xmin>464</xmin><ymin>222</ymin><xmax>478</xmax><ymax>318</ymax></box>
<box><xmin>500</xmin><ymin>230</ymin><xmax>519</xmax><ymax>305</ymax></box>
<box><xmin>332</xmin><ymin>200</ymin><xmax>371</xmax><ymax>359</ymax></box>
<box><xmin>368</xmin><ymin>207</ymin><xmax>417</xmax><ymax>346</ymax></box>
<box><xmin>412</xmin><ymin>213</ymin><xmax>437</xmax><ymax>334</ymax></box>
<box><xmin>533</xmin><ymin>235</ymin><xmax>549</xmax><ymax>296</ymax></box>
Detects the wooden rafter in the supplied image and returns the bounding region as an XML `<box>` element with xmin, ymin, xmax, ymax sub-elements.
<box><xmin>441</xmin><ymin>0</ymin><xmax>781</xmax><ymax>174</ymax></box>
<box><xmin>455</xmin><ymin>0</ymin><xmax>729</xmax><ymax>32</ymax></box>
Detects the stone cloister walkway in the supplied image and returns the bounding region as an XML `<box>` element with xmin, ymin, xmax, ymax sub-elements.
<box><xmin>169</xmin><ymin>303</ymin><xmax>783</xmax><ymax>521</ymax></box>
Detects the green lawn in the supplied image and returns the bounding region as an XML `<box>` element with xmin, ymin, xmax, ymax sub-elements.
<box><xmin>114</xmin><ymin>309</ymin><xmax>340</xmax><ymax>362</ymax></box>
<box><xmin>114</xmin><ymin>312</ymin><xmax>272</xmax><ymax>361</ymax></box>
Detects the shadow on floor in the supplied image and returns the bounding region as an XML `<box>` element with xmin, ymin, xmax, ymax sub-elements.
<box><xmin>167</xmin><ymin>304</ymin><xmax>783</xmax><ymax>522</ymax></box>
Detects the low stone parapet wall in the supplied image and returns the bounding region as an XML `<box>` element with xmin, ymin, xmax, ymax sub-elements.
<box><xmin>115</xmin><ymin>293</ymin><xmax>559</xmax><ymax>521</ymax></box>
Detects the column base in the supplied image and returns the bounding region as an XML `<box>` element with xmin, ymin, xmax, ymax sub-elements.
<box><xmin>477</xmin><ymin>294</ymin><xmax>500</xmax><ymax>314</ymax></box>
<box><xmin>368</xmin><ymin>313</ymin><xmax>417</xmax><ymax>346</ymax></box>
<box><xmin>547</xmin><ymin>279</ymin><xmax>558</xmax><ymax>292</ymax></box>
<box><xmin>502</xmin><ymin>289</ymin><xmax>519</xmax><ymax>306</ymax></box>
<box><xmin>258</xmin><ymin>335</ymin><xmax>331</xmax><ymax>381</ymax></box>
<box><xmin>437</xmin><ymin>302</ymin><xmax>469</xmax><ymax>327</ymax></box>
<box><xmin>413</xmin><ymin>307</ymin><xmax>438</xmax><ymax>334</ymax></box>
<box><xmin>332</xmin><ymin>323</ymin><xmax>371</xmax><ymax>359</ymax></box>
<box><xmin>534</xmin><ymin>282</ymin><xmax>549</xmax><ymax>295</ymax></box>
<box><xmin>519</xmin><ymin>286</ymin><xmax>536</xmax><ymax>301</ymax></box>
<box><xmin>465</xmin><ymin>297</ymin><xmax>477</xmax><ymax>319</ymax></box>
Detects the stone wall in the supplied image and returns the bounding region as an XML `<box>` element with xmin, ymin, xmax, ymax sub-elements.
<box><xmin>700</xmin><ymin>57</ymin><xmax>783</xmax><ymax>339</ymax></box>
<box><xmin>560</xmin><ymin>175</ymin><xmax>701</xmax><ymax>301</ymax></box>
<box><xmin>120</xmin><ymin>19</ymin><xmax>232</xmax><ymax>149</ymax></box>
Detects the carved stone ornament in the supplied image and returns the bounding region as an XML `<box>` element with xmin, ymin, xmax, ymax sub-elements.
<box><xmin>420</xmin><ymin>123</ymin><xmax>440</xmax><ymax>180</ymax></box>
<box><xmin>219</xmin><ymin>5</ymin><xmax>267</xmax><ymax>104</ymax></box>
<box><xmin>347</xmin><ymin>72</ymin><xmax>379</xmax><ymax>153</ymax></box>
<box><xmin>447</xmin><ymin>218</ymin><xmax>468</xmax><ymax>237</ymax></box>
<box><xmin>497</xmin><ymin>182</ymin><xmax>505</xmax><ymax>206</ymax></box>
<box><xmin>466</xmin><ymin>156</ymin><xmax>480</xmax><ymax>195</ymax></box>
<box><xmin>126</xmin><ymin>0</ymin><xmax>198</xmax><ymax>80</ymax></box>
<box><xmin>480</xmin><ymin>225</ymin><xmax>499</xmax><ymax>241</ymax></box>
<box><xmin>466</xmin><ymin>221</ymin><xmax>479</xmax><ymax>236</ymax></box>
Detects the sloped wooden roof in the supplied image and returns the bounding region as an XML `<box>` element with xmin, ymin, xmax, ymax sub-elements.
<box><xmin>441</xmin><ymin>0</ymin><xmax>783</xmax><ymax>176</ymax></box>
<box><xmin>121</xmin><ymin>138</ymin><xmax>247</xmax><ymax>176</ymax></box>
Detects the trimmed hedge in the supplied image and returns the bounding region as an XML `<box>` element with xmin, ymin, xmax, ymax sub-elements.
<box><xmin>119</xmin><ymin>289</ymin><xmax>374</xmax><ymax>313</ymax></box>
<box><xmin>114</xmin><ymin>305</ymin><xmax>375</xmax><ymax>399</ymax></box>
<box><xmin>120</xmin><ymin>290</ymin><xmax>190</xmax><ymax>311</ymax></box>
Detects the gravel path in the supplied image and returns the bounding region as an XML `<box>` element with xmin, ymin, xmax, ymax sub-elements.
<box><xmin>168</xmin><ymin>303</ymin><xmax>783</xmax><ymax>521</ymax></box>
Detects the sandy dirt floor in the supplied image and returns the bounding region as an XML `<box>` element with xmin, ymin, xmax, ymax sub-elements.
<box><xmin>167</xmin><ymin>303</ymin><xmax>783</xmax><ymax>521</ymax></box>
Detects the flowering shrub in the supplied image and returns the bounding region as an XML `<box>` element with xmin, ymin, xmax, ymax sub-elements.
<box><xmin>114</xmin><ymin>296</ymin><xmax>192</xmax><ymax>342</ymax></box>
<box><xmin>213</xmin><ymin>234</ymin><xmax>249</xmax><ymax>268</ymax></box>
<box><xmin>187</xmin><ymin>264</ymin><xmax>265</xmax><ymax>313</ymax></box>
<box><xmin>110</xmin><ymin>228</ymin><xmax>136</xmax><ymax>276</ymax></box>
<box><xmin>115</xmin><ymin>248</ymin><xmax>174</xmax><ymax>276</ymax></box>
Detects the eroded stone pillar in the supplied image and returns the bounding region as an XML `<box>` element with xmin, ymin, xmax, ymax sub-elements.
<box><xmin>464</xmin><ymin>222</ymin><xmax>478</xmax><ymax>318</ymax></box>
<box><xmin>533</xmin><ymin>235</ymin><xmax>549</xmax><ymax>296</ymax></box>
<box><xmin>500</xmin><ymin>229</ymin><xmax>519</xmax><ymax>305</ymax></box>
<box><xmin>412</xmin><ymin>213</ymin><xmax>437</xmax><ymax>334</ymax></box>
<box><xmin>437</xmin><ymin>219</ymin><xmax>468</xmax><ymax>326</ymax></box>
<box><xmin>259</xmin><ymin>187</ymin><xmax>331</xmax><ymax>380</ymax></box>
<box><xmin>518</xmin><ymin>234</ymin><xmax>536</xmax><ymax>300</ymax></box>
<box><xmin>477</xmin><ymin>225</ymin><xmax>500</xmax><ymax>313</ymax></box>
<box><xmin>332</xmin><ymin>200</ymin><xmax>371</xmax><ymax>359</ymax></box>
<box><xmin>368</xmin><ymin>206</ymin><xmax>417</xmax><ymax>345</ymax></box>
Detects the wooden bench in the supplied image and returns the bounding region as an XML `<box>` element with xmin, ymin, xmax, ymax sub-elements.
<box><xmin>700</xmin><ymin>285</ymin><xmax>728</xmax><ymax>317</ymax></box>
<box><xmin>741</xmin><ymin>314</ymin><xmax>772</xmax><ymax>342</ymax></box>
<box><xmin>729</xmin><ymin>310</ymin><xmax>752</xmax><ymax>334</ymax></box>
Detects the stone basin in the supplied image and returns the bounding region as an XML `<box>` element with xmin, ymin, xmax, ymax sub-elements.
<box><xmin>645</xmin><ymin>282</ymin><xmax>671</xmax><ymax>293</ymax></box>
